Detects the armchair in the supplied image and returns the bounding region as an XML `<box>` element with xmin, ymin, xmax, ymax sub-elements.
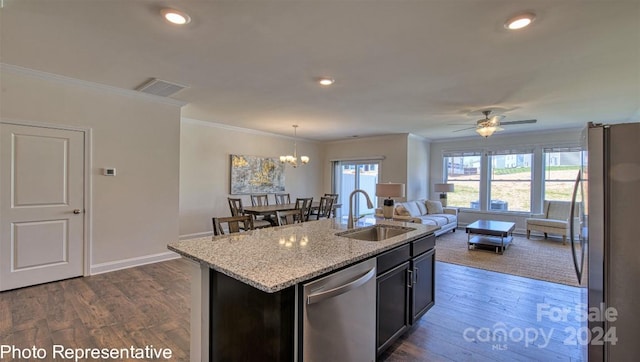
<box><xmin>526</xmin><ymin>200</ymin><xmax>577</xmax><ymax>244</ymax></box>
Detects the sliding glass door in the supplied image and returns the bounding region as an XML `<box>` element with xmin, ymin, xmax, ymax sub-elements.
<box><xmin>333</xmin><ymin>160</ymin><xmax>380</xmax><ymax>220</ymax></box>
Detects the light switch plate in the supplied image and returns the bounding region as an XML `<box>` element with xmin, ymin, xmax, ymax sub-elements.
<box><xmin>103</xmin><ymin>168</ymin><xmax>116</xmax><ymax>176</ymax></box>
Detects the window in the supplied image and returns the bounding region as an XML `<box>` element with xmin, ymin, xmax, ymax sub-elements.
<box><xmin>332</xmin><ymin>160</ymin><xmax>380</xmax><ymax>220</ymax></box>
<box><xmin>488</xmin><ymin>150</ymin><xmax>533</xmax><ymax>212</ymax></box>
<box><xmin>442</xmin><ymin>144</ymin><xmax>581</xmax><ymax>213</ymax></box>
<box><xmin>443</xmin><ymin>152</ymin><xmax>481</xmax><ymax>209</ymax></box>
<box><xmin>544</xmin><ymin>147</ymin><xmax>582</xmax><ymax>201</ymax></box>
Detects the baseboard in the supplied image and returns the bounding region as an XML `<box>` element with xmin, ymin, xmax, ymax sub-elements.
<box><xmin>179</xmin><ymin>231</ymin><xmax>213</xmax><ymax>240</ymax></box>
<box><xmin>90</xmin><ymin>251</ymin><xmax>181</xmax><ymax>275</ymax></box>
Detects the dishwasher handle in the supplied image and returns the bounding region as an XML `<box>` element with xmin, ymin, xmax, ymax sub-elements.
<box><xmin>307</xmin><ymin>267</ymin><xmax>376</xmax><ymax>305</ymax></box>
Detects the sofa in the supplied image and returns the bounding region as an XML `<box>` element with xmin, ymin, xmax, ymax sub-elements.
<box><xmin>376</xmin><ymin>199</ymin><xmax>458</xmax><ymax>236</ymax></box>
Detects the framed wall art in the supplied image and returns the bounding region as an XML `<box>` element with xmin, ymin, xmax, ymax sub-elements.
<box><xmin>230</xmin><ymin>154</ymin><xmax>285</xmax><ymax>194</ymax></box>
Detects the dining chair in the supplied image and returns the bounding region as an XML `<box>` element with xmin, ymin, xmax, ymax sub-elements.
<box><xmin>295</xmin><ymin>197</ymin><xmax>314</xmax><ymax>221</ymax></box>
<box><xmin>250</xmin><ymin>194</ymin><xmax>269</xmax><ymax>206</ymax></box>
<box><xmin>274</xmin><ymin>193</ymin><xmax>291</xmax><ymax>205</ymax></box>
<box><xmin>323</xmin><ymin>193</ymin><xmax>339</xmax><ymax>217</ymax></box>
<box><xmin>228</xmin><ymin>197</ymin><xmax>244</xmax><ymax>217</ymax></box>
<box><xmin>250</xmin><ymin>193</ymin><xmax>275</xmax><ymax>225</ymax></box>
<box><xmin>212</xmin><ymin>215</ymin><xmax>254</xmax><ymax>236</ymax></box>
<box><xmin>228</xmin><ymin>197</ymin><xmax>271</xmax><ymax>229</ymax></box>
<box><xmin>275</xmin><ymin>209</ymin><xmax>304</xmax><ymax>226</ymax></box>
<box><xmin>311</xmin><ymin>196</ymin><xmax>335</xmax><ymax>220</ymax></box>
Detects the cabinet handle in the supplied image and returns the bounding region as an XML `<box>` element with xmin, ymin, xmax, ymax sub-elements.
<box><xmin>414</xmin><ymin>267</ymin><xmax>419</xmax><ymax>284</ymax></box>
<box><xmin>407</xmin><ymin>269</ymin><xmax>413</xmax><ymax>288</ymax></box>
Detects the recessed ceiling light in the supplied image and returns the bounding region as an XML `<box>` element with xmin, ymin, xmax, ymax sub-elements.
<box><xmin>161</xmin><ymin>8</ymin><xmax>191</xmax><ymax>25</ymax></box>
<box><xmin>317</xmin><ymin>77</ymin><xmax>335</xmax><ymax>86</ymax></box>
<box><xmin>505</xmin><ymin>12</ymin><xmax>535</xmax><ymax>30</ymax></box>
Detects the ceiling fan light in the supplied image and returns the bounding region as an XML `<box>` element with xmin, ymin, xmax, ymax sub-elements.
<box><xmin>476</xmin><ymin>126</ymin><xmax>496</xmax><ymax>138</ymax></box>
<box><xmin>505</xmin><ymin>13</ymin><xmax>535</xmax><ymax>30</ymax></box>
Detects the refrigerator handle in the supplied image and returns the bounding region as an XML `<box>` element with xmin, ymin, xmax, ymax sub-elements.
<box><xmin>569</xmin><ymin>169</ymin><xmax>583</xmax><ymax>284</ymax></box>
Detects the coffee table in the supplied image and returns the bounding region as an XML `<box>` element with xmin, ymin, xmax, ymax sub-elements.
<box><xmin>466</xmin><ymin>220</ymin><xmax>515</xmax><ymax>254</ymax></box>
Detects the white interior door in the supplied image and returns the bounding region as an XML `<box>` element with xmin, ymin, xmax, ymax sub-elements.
<box><xmin>0</xmin><ymin>123</ymin><xmax>85</xmax><ymax>291</ymax></box>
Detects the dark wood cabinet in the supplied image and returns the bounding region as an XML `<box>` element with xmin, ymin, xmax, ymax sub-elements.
<box><xmin>204</xmin><ymin>231</ymin><xmax>436</xmax><ymax>361</ymax></box>
<box><xmin>376</xmin><ymin>234</ymin><xmax>436</xmax><ymax>356</ymax></box>
<box><xmin>410</xmin><ymin>248</ymin><xmax>435</xmax><ymax>323</ymax></box>
<box><xmin>376</xmin><ymin>261</ymin><xmax>411</xmax><ymax>354</ymax></box>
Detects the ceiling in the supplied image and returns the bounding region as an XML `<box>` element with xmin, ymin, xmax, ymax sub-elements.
<box><xmin>1</xmin><ymin>0</ymin><xmax>638</xmax><ymax>141</ymax></box>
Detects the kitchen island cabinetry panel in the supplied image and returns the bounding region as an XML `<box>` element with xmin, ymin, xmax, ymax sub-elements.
<box><xmin>376</xmin><ymin>261</ymin><xmax>411</xmax><ymax>355</ymax></box>
<box><xmin>411</xmin><ymin>248</ymin><xmax>435</xmax><ymax>323</ymax></box>
<box><xmin>209</xmin><ymin>271</ymin><xmax>295</xmax><ymax>361</ymax></box>
<box><xmin>168</xmin><ymin>219</ymin><xmax>439</xmax><ymax>361</ymax></box>
<box><xmin>376</xmin><ymin>233</ymin><xmax>436</xmax><ymax>356</ymax></box>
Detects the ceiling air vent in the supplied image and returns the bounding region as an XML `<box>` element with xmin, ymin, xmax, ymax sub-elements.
<box><xmin>136</xmin><ymin>78</ymin><xmax>188</xmax><ymax>97</ymax></box>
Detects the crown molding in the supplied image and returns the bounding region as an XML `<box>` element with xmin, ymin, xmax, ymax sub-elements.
<box><xmin>1</xmin><ymin>63</ymin><xmax>187</xmax><ymax>107</ymax></box>
<box><xmin>181</xmin><ymin>117</ymin><xmax>318</xmax><ymax>143</ymax></box>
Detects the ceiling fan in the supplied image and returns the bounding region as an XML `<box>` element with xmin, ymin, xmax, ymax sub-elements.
<box><xmin>453</xmin><ymin>110</ymin><xmax>537</xmax><ymax>138</ymax></box>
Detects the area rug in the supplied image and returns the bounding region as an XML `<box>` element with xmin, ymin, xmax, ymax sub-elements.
<box><xmin>435</xmin><ymin>230</ymin><xmax>583</xmax><ymax>287</ymax></box>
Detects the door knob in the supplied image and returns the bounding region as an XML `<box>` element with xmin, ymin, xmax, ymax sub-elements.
<box><xmin>73</xmin><ymin>209</ymin><xmax>81</xmax><ymax>214</ymax></box>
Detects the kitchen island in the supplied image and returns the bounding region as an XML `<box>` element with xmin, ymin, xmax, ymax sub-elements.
<box><xmin>168</xmin><ymin>218</ymin><xmax>439</xmax><ymax>361</ymax></box>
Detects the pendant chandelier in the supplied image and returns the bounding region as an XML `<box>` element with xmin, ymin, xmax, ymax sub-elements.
<box><xmin>280</xmin><ymin>125</ymin><xmax>309</xmax><ymax>167</ymax></box>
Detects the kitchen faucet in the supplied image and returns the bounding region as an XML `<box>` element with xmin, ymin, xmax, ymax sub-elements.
<box><xmin>347</xmin><ymin>189</ymin><xmax>374</xmax><ymax>229</ymax></box>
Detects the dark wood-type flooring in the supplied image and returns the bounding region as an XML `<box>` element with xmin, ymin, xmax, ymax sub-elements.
<box><xmin>1</xmin><ymin>259</ymin><xmax>586</xmax><ymax>361</ymax></box>
<box><xmin>0</xmin><ymin>259</ymin><xmax>191</xmax><ymax>361</ymax></box>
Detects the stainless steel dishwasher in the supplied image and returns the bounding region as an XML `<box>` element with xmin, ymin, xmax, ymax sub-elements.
<box><xmin>302</xmin><ymin>258</ymin><xmax>376</xmax><ymax>361</ymax></box>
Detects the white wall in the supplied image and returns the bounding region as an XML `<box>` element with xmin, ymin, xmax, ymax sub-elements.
<box><xmin>179</xmin><ymin>119</ymin><xmax>323</xmax><ymax>237</ymax></box>
<box><xmin>322</xmin><ymin>134</ymin><xmax>413</xmax><ymax>209</ymax></box>
<box><xmin>0</xmin><ymin>66</ymin><xmax>182</xmax><ymax>271</ymax></box>
<box><xmin>407</xmin><ymin>134</ymin><xmax>430</xmax><ymax>200</ymax></box>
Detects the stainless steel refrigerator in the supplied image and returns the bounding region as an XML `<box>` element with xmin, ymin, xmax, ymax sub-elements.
<box><xmin>572</xmin><ymin>122</ymin><xmax>640</xmax><ymax>361</ymax></box>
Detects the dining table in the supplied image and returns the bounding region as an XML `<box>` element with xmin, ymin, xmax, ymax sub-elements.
<box><xmin>243</xmin><ymin>202</ymin><xmax>342</xmax><ymax>224</ymax></box>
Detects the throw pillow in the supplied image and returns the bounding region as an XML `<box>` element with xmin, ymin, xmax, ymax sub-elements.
<box><xmin>403</xmin><ymin>201</ymin><xmax>422</xmax><ymax>217</ymax></box>
<box><xmin>426</xmin><ymin>200</ymin><xmax>444</xmax><ymax>214</ymax></box>
<box><xmin>395</xmin><ymin>204</ymin><xmax>410</xmax><ymax>216</ymax></box>
<box><xmin>415</xmin><ymin>199</ymin><xmax>428</xmax><ymax>215</ymax></box>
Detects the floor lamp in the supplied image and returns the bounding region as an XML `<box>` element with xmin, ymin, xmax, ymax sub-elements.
<box><xmin>434</xmin><ymin>183</ymin><xmax>454</xmax><ymax>207</ymax></box>
<box><xmin>376</xmin><ymin>183</ymin><xmax>406</xmax><ymax>219</ymax></box>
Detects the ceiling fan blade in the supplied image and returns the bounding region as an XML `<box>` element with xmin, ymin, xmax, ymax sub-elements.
<box><xmin>489</xmin><ymin>115</ymin><xmax>505</xmax><ymax>126</ymax></box>
<box><xmin>501</xmin><ymin>119</ymin><xmax>537</xmax><ymax>126</ymax></box>
<box><xmin>453</xmin><ymin>126</ymin><xmax>476</xmax><ymax>133</ymax></box>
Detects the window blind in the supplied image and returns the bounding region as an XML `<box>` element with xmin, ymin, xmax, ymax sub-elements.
<box><xmin>487</xmin><ymin>148</ymin><xmax>534</xmax><ymax>155</ymax></box>
<box><xmin>442</xmin><ymin>150</ymin><xmax>482</xmax><ymax>158</ymax></box>
<box><xmin>543</xmin><ymin>146</ymin><xmax>582</xmax><ymax>153</ymax></box>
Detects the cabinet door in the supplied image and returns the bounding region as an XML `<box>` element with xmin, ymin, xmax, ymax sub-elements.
<box><xmin>376</xmin><ymin>261</ymin><xmax>410</xmax><ymax>355</ymax></box>
<box><xmin>411</xmin><ymin>249</ymin><xmax>435</xmax><ymax>323</ymax></box>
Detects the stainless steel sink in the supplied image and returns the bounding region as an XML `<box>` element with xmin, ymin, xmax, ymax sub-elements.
<box><xmin>336</xmin><ymin>225</ymin><xmax>415</xmax><ymax>242</ymax></box>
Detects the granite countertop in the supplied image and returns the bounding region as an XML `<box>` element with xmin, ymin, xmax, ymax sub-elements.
<box><xmin>168</xmin><ymin>218</ymin><xmax>439</xmax><ymax>293</ymax></box>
